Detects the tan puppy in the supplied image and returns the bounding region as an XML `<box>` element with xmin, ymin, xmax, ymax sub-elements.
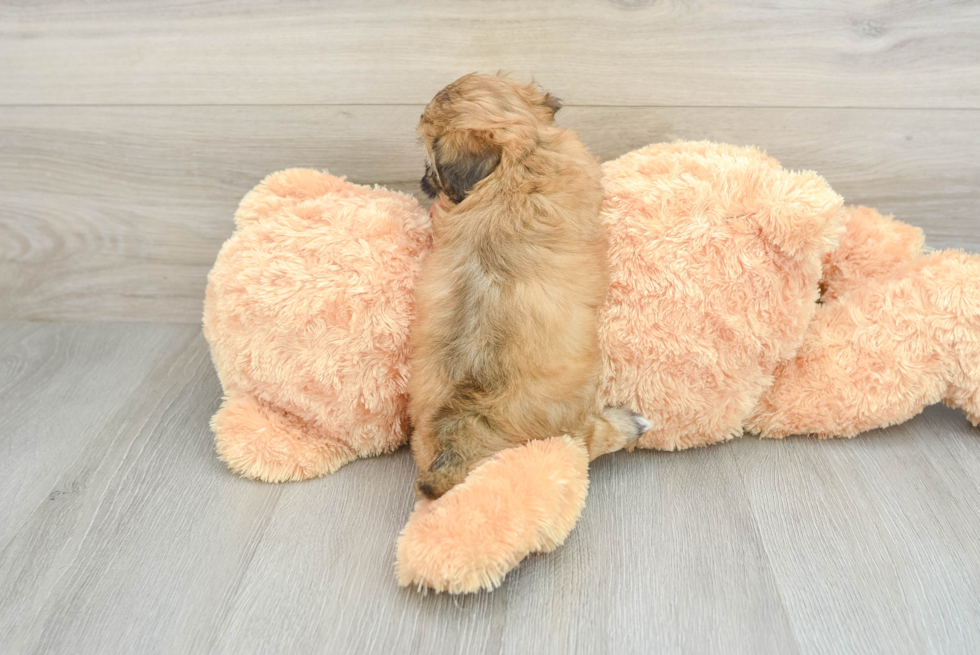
<box><xmin>409</xmin><ymin>73</ymin><xmax>650</xmax><ymax>499</ymax></box>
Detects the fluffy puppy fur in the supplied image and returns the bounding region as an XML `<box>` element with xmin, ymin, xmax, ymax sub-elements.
<box><xmin>409</xmin><ymin>73</ymin><xmax>649</xmax><ymax>499</ymax></box>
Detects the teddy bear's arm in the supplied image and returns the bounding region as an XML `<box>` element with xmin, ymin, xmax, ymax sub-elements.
<box><xmin>397</xmin><ymin>435</ymin><xmax>590</xmax><ymax>593</ymax></box>
<box><xmin>820</xmin><ymin>206</ymin><xmax>926</xmax><ymax>303</ymax></box>
<box><xmin>747</xmin><ymin>250</ymin><xmax>980</xmax><ymax>438</ymax></box>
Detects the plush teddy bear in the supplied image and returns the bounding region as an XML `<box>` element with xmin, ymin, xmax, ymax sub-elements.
<box><xmin>203</xmin><ymin>141</ymin><xmax>980</xmax><ymax>593</ymax></box>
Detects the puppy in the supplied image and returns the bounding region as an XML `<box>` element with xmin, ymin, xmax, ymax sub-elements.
<box><xmin>409</xmin><ymin>73</ymin><xmax>650</xmax><ymax>499</ymax></box>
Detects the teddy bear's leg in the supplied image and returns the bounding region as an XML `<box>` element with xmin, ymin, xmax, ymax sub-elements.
<box><xmin>819</xmin><ymin>206</ymin><xmax>926</xmax><ymax>302</ymax></box>
<box><xmin>747</xmin><ymin>250</ymin><xmax>980</xmax><ymax>437</ymax></box>
<box><xmin>397</xmin><ymin>436</ymin><xmax>590</xmax><ymax>593</ymax></box>
<box><xmin>211</xmin><ymin>391</ymin><xmax>357</xmax><ymax>482</ymax></box>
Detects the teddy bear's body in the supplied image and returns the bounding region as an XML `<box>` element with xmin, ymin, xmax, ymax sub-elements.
<box><xmin>204</xmin><ymin>141</ymin><xmax>980</xmax><ymax>593</ymax></box>
<box><xmin>598</xmin><ymin>142</ymin><xmax>842</xmax><ymax>450</ymax></box>
<box><xmin>599</xmin><ymin>143</ymin><xmax>980</xmax><ymax>448</ymax></box>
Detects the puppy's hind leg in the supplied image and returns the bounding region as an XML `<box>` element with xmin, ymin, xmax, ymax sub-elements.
<box><xmin>584</xmin><ymin>406</ymin><xmax>652</xmax><ymax>460</ymax></box>
<box><xmin>414</xmin><ymin>411</ymin><xmax>500</xmax><ymax>500</ymax></box>
<box><xmin>415</xmin><ymin>441</ymin><xmax>469</xmax><ymax>500</ymax></box>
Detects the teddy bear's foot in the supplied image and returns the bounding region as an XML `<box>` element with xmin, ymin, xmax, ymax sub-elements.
<box><xmin>748</xmin><ymin>250</ymin><xmax>980</xmax><ymax>438</ymax></box>
<box><xmin>944</xmin><ymin>386</ymin><xmax>980</xmax><ymax>428</ymax></box>
<box><xmin>396</xmin><ymin>436</ymin><xmax>589</xmax><ymax>594</ymax></box>
<box><xmin>212</xmin><ymin>392</ymin><xmax>356</xmax><ymax>482</ymax></box>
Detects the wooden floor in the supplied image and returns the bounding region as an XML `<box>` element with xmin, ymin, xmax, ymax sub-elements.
<box><xmin>1</xmin><ymin>321</ymin><xmax>978</xmax><ymax>654</ymax></box>
<box><xmin>3</xmin><ymin>1</ymin><xmax>980</xmax><ymax>653</ymax></box>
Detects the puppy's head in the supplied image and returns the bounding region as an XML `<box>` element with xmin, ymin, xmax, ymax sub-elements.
<box><xmin>418</xmin><ymin>73</ymin><xmax>562</xmax><ymax>205</ymax></box>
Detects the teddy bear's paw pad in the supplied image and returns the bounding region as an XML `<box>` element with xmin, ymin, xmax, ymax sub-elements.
<box><xmin>212</xmin><ymin>393</ymin><xmax>357</xmax><ymax>483</ymax></box>
<box><xmin>396</xmin><ymin>436</ymin><xmax>589</xmax><ymax>594</ymax></box>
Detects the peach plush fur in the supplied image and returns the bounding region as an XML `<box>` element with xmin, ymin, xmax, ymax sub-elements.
<box><xmin>204</xmin><ymin>169</ymin><xmax>431</xmax><ymax>481</ymax></box>
<box><xmin>204</xmin><ymin>141</ymin><xmax>980</xmax><ymax>594</ymax></box>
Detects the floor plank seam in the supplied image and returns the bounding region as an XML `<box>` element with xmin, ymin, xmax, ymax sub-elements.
<box><xmin>197</xmin><ymin>486</ymin><xmax>284</xmax><ymax>654</ymax></box>
<box><xmin>726</xmin><ymin>445</ymin><xmax>806</xmax><ymax>654</ymax></box>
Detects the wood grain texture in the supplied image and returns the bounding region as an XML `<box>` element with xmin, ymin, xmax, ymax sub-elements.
<box><xmin>1</xmin><ymin>322</ymin><xmax>978</xmax><ymax>654</ymax></box>
<box><xmin>0</xmin><ymin>322</ymin><xmax>196</xmax><ymax>549</ymax></box>
<box><xmin>731</xmin><ymin>408</ymin><xmax>980</xmax><ymax>654</ymax></box>
<box><xmin>2</xmin><ymin>105</ymin><xmax>978</xmax><ymax>323</ymax></box>
<box><xmin>497</xmin><ymin>449</ymin><xmax>800</xmax><ymax>654</ymax></box>
<box><xmin>3</xmin><ymin>1</ymin><xmax>980</xmax><ymax>107</ymax></box>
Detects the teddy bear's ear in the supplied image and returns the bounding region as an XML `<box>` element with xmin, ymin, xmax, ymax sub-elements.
<box><xmin>433</xmin><ymin>133</ymin><xmax>501</xmax><ymax>205</ymax></box>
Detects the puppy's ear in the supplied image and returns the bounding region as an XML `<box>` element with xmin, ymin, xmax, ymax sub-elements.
<box><xmin>542</xmin><ymin>92</ymin><xmax>563</xmax><ymax>117</ymax></box>
<box><xmin>434</xmin><ymin>135</ymin><xmax>500</xmax><ymax>205</ymax></box>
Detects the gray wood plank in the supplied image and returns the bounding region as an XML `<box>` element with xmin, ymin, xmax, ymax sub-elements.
<box><xmin>731</xmin><ymin>406</ymin><xmax>980</xmax><ymax>655</ymax></box>
<box><xmin>1</xmin><ymin>322</ymin><xmax>979</xmax><ymax>653</ymax></box>
<box><xmin>0</xmin><ymin>322</ymin><xmax>794</xmax><ymax>654</ymax></box>
<box><xmin>0</xmin><ymin>322</ymin><xmax>198</xmax><ymax>548</ymax></box>
<box><xmin>3</xmin><ymin>1</ymin><xmax>980</xmax><ymax>107</ymax></box>
<box><xmin>2</xmin><ymin>105</ymin><xmax>978</xmax><ymax>323</ymax></box>
<box><xmin>210</xmin><ymin>439</ymin><xmax>797</xmax><ymax>655</ymax></box>
<box><xmin>498</xmin><ymin>449</ymin><xmax>800</xmax><ymax>655</ymax></box>
<box><xmin>0</xmin><ymin>323</ymin><xmax>285</xmax><ymax>653</ymax></box>
<box><xmin>205</xmin><ymin>453</ymin><xmax>508</xmax><ymax>655</ymax></box>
